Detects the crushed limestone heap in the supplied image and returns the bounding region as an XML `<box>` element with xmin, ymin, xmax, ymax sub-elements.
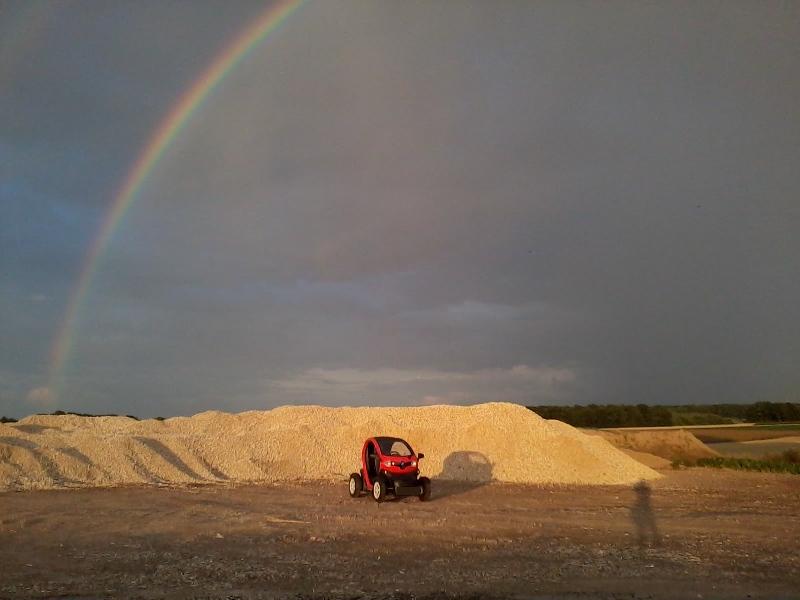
<box><xmin>0</xmin><ymin>402</ymin><xmax>659</xmax><ymax>491</ymax></box>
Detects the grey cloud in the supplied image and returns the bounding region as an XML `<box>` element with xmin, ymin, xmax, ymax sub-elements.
<box><xmin>269</xmin><ymin>364</ymin><xmax>578</xmax><ymax>407</ymax></box>
<box><xmin>2</xmin><ymin>1</ymin><xmax>799</xmax><ymax>417</ymax></box>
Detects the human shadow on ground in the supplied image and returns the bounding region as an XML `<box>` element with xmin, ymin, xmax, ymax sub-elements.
<box><xmin>630</xmin><ymin>479</ymin><xmax>661</xmax><ymax>546</ymax></box>
<box><xmin>430</xmin><ymin>451</ymin><xmax>493</xmax><ymax>501</ymax></box>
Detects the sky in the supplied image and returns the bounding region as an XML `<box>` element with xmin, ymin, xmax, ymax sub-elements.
<box><xmin>1</xmin><ymin>0</ymin><xmax>799</xmax><ymax>418</ymax></box>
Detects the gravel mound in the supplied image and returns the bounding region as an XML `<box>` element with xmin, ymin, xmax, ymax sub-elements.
<box><xmin>616</xmin><ymin>448</ymin><xmax>672</xmax><ymax>469</ymax></box>
<box><xmin>0</xmin><ymin>403</ymin><xmax>659</xmax><ymax>491</ymax></box>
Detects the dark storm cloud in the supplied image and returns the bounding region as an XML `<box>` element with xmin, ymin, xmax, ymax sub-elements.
<box><xmin>2</xmin><ymin>1</ymin><xmax>798</xmax><ymax>418</ymax></box>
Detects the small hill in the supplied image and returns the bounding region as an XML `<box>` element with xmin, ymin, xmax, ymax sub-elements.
<box><xmin>585</xmin><ymin>428</ymin><xmax>719</xmax><ymax>462</ymax></box>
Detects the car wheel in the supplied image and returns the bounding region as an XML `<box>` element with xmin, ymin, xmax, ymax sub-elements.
<box><xmin>349</xmin><ymin>473</ymin><xmax>363</xmax><ymax>498</ymax></box>
<box><xmin>372</xmin><ymin>476</ymin><xmax>387</xmax><ymax>502</ymax></box>
<box><xmin>419</xmin><ymin>476</ymin><xmax>431</xmax><ymax>501</ymax></box>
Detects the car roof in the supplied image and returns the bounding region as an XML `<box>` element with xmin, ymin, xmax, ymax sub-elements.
<box><xmin>372</xmin><ymin>436</ymin><xmax>415</xmax><ymax>453</ymax></box>
<box><xmin>373</xmin><ymin>436</ymin><xmax>410</xmax><ymax>444</ymax></box>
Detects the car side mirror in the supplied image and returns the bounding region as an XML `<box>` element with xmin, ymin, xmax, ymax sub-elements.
<box><xmin>418</xmin><ymin>453</ymin><xmax>425</xmax><ymax>459</ymax></box>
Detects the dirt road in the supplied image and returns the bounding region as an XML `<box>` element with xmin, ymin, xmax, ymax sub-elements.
<box><xmin>1</xmin><ymin>469</ymin><xmax>798</xmax><ymax>599</ymax></box>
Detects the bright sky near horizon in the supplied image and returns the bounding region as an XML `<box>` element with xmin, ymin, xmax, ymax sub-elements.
<box><xmin>2</xmin><ymin>0</ymin><xmax>799</xmax><ymax>418</ymax></box>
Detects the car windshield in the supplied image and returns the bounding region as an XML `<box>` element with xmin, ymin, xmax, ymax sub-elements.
<box><xmin>376</xmin><ymin>437</ymin><xmax>413</xmax><ymax>457</ymax></box>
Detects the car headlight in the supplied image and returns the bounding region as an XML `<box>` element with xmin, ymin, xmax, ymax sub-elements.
<box><xmin>411</xmin><ymin>461</ymin><xmax>417</xmax><ymax>467</ymax></box>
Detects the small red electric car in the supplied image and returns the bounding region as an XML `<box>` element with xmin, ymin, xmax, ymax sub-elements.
<box><xmin>348</xmin><ymin>436</ymin><xmax>431</xmax><ymax>502</ymax></box>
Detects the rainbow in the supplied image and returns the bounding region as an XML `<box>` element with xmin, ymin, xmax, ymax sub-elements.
<box><xmin>47</xmin><ymin>0</ymin><xmax>307</xmax><ymax>396</ymax></box>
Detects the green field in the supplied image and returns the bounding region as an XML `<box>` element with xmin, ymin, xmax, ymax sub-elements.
<box><xmin>693</xmin><ymin>425</ymin><xmax>800</xmax><ymax>444</ymax></box>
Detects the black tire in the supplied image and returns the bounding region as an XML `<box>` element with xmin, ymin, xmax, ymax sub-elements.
<box><xmin>348</xmin><ymin>473</ymin><xmax>363</xmax><ymax>498</ymax></box>
<box><xmin>419</xmin><ymin>476</ymin><xmax>431</xmax><ymax>501</ymax></box>
<box><xmin>372</xmin><ymin>475</ymin><xmax>387</xmax><ymax>502</ymax></box>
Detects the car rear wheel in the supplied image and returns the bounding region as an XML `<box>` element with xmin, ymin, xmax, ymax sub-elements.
<box><xmin>372</xmin><ymin>476</ymin><xmax>387</xmax><ymax>502</ymax></box>
<box><xmin>348</xmin><ymin>473</ymin><xmax>363</xmax><ymax>498</ymax></box>
<box><xmin>419</xmin><ymin>476</ymin><xmax>431</xmax><ymax>501</ymax></box>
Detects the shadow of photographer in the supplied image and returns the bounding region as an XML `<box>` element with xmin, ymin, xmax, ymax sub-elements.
<box><xmin>630</xmin><ymin>479</ymin><xmax>661</xmax><ymax>546</ymax></box>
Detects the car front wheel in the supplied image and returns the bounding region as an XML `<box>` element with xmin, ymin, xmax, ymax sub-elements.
<box><xmin>348</xmin><ymin>473</ymin><xmax>363</xmax><ymax>498</ymax></box>
<box><xmin>419</xmin><ymin>476</ymin><xmax>431</xmax><ymax>501</ymax></box>
<box><xmin>372</xmin><ymin>476</ymin><xmax>387</xmax><ymax>502</ymax></box>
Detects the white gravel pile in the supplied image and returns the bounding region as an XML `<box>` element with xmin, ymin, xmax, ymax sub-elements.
<box><xmin>0</xmin><ymin>402</ymin><xmax>659</xmax><ymax>491</ymax></box>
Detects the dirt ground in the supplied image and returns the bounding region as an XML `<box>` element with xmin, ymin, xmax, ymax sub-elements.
<box><xmin>1</xmin><ymin>469</ymin><xmax>799</xmax><ymax>600</ymax></box>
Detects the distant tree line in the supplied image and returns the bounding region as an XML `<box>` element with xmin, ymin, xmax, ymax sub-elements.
<box><xmin>36</xmin><ymin>410</ymin><xmax>141</xmax><ymax>420</ymax></box>
<box><xmin>738</xmin><ymin>402</ymin><xmax>800</xmax><ymax>422</ymax></box>
<box><xmin>669</xmin><ymin>402</ymin><xmax>800</xmax><ymax>423</ymax></box>
<box><xmin>529</xmin><ymin>404</ymin><xmax>673</xmax><ymax>427</ymax></box>
<box><xmin>528</xmin><ymin>401</ymin><xmax>800</xmax><ymax>428</ymax></box>
<box><xmin>2</xmin><ymin>411</ymin><xmax>166</xmax><ymax>422</ymax></box>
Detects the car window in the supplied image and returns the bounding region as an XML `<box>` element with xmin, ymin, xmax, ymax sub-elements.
<box><xmin>377</xmin><ymin>438</ymin><xmax>413</xmax><ymax>456</ymax></box>
<box><xmin>390</xmin><ymin>441</ymin><xmax>412</xmax><ymax>456</ymax></box>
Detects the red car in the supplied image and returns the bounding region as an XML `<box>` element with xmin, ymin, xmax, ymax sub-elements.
<box><xmin>348</xmin><ymin>436</ymin><xmax>431</xmax><ymax>502</ymax></box>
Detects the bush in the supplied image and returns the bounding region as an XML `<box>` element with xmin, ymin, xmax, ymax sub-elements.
<box><xmin>0</xmin><ymin>416</ymin><xmax>17</xmax><ymax>423</ymax></box>
<box><xmin>767</xmin><ymin>449</ymin><xmax>800</xmax><ymax>465</ymax></box>
<box><xmin>673</xmin><ymin>455</ymin><xmax>800</xmax><ymax>475</ymax></box>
